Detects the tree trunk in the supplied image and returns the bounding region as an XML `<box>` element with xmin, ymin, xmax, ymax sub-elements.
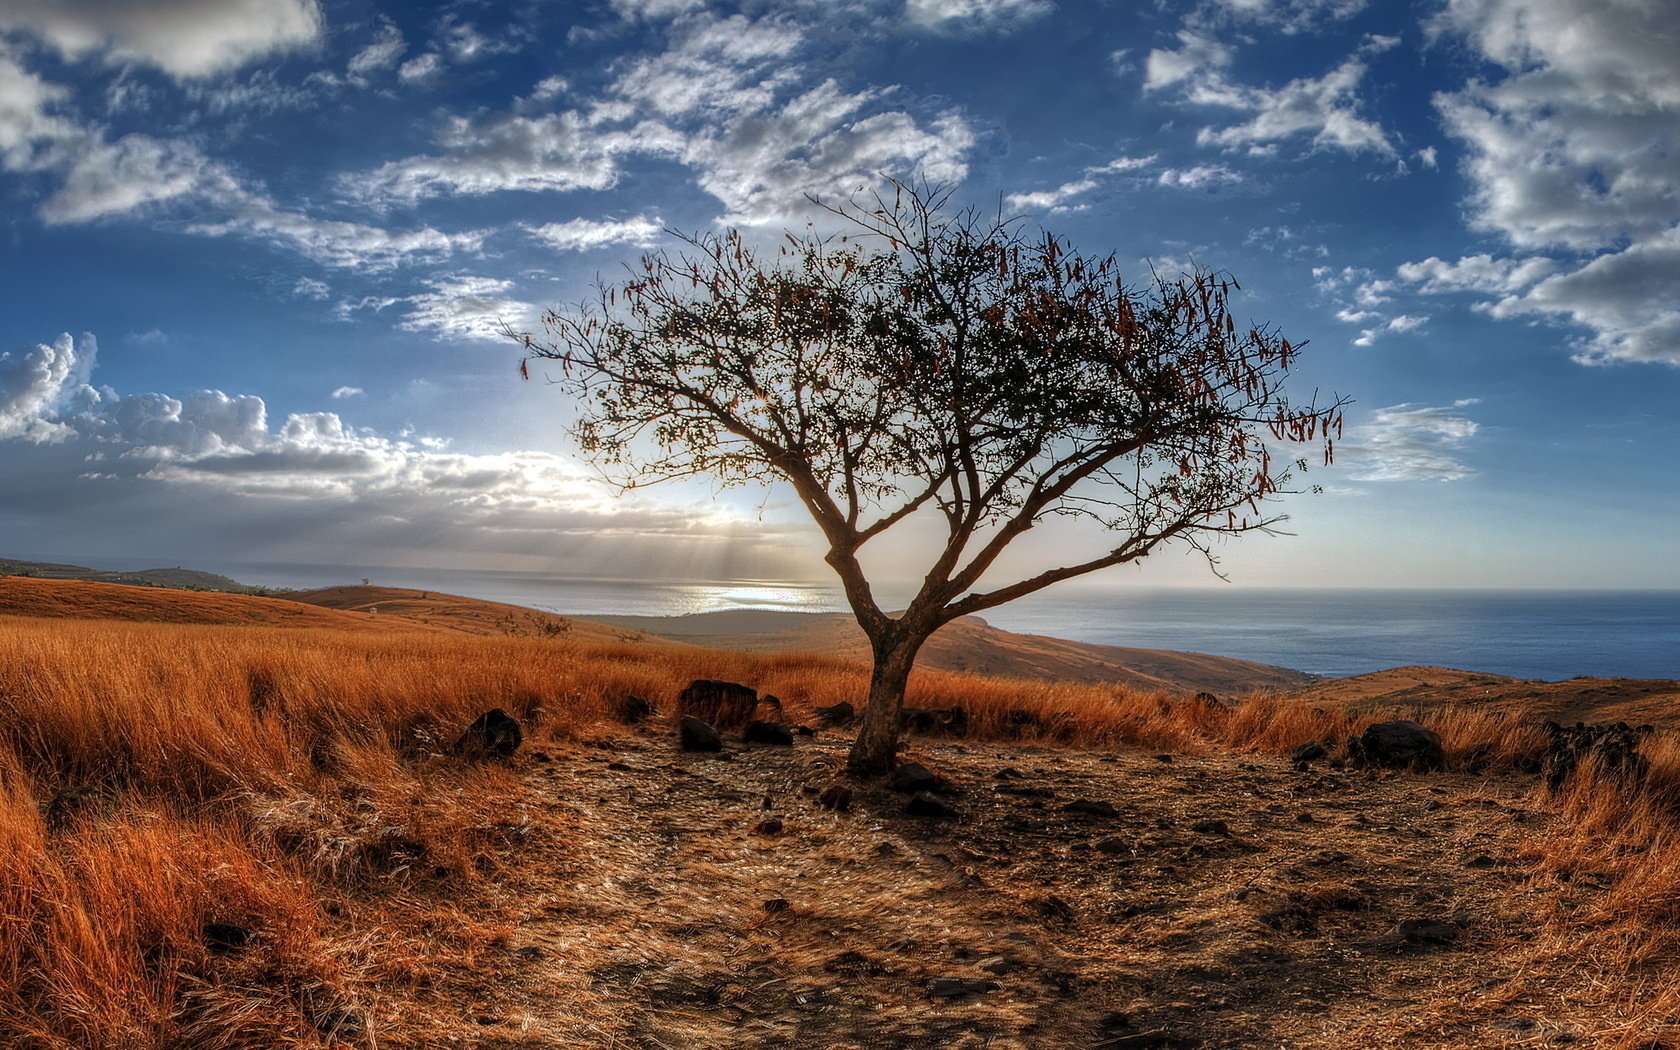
<box><xmin>846</xmin><ymin>630</ymin><xmax>925</xmax><ymax>777</ymax></box>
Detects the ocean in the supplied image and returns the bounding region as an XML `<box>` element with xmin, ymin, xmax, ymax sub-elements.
<box><xmin>219</xmin><ymin>562</ymin><xmax>1680</xmax><ymax>682</ymax></box>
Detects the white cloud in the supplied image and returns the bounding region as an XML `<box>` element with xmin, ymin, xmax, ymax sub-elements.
<box><xmin>1143</xmin><ymin>30</ymin><xmax>1232</xmax><ymax>92</ymax></box>
<box><xmin>0</xmin><ymin>331</ymin><xmax>804</xmax><ymax>574</ymax></box>
<box><xmin>1006</xmin><ymin>154</ymin><xmax>1158</xmax><ymax>212</ymax></box>
<box><xmin>398</xmin><ymin>276</ymin><xmax>536</xmax><ymax>343</ymax></box>
<box><xmin>1341</xmin><ymin>401</ymin><xmax>1481</xmax><ymax>481</ymax></box>
<box><xmin>331</xmin><ymin>386</ymin><xmax>363</xmax><ymax>399</ymax></box>
<box><xmin>0</xmin><ymin>0</ymin><xmax>322</xmax><ymax>79</ymax></box>
<box><xmin>398</xmin><ymin>52</ymin><xmax>443</xmax><ymax>84</ymax></box>
<box><xmin>1193</xmin><ymin>37</ymin><xmax>1399</xmax><ymax>156</ymax></box>
<box><xmin>1396</xmin><ymin>253</ymin><xmax>1557</xmax><ymax>295</ymax></box>
<box><xmin>1156</xmin><ymin>163</ymin><xmax>1243</xmax><ymax>188</ymax></box>
<box><xmin>345</xmin><ymin>11</ymin><xmax>975</xmax><ymax>227</ymax></box>
<box><xmin>527</xmin><ymin>215</ymin><xmax>664</xmax><ymax>252</ymax></box>
<box><xmin>904</xmin><ymin>0</ymin><xmax>1053</xmax><ymax>31</ymax></box>
<box><xmin>347</xmin><ymin>20</ymin><xmax>405</xmax><ymax>81</ymax></box>
<box><xmin>1428</xmin><ymin>0</ymin><xmax>1680</xmax><ymax>364</ymax></box>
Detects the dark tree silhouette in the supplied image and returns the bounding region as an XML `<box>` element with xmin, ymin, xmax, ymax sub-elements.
<box><xmin>516</xmin><ymin>183</ymin><xmax>1343</xmax><ymax>775</ymax></box>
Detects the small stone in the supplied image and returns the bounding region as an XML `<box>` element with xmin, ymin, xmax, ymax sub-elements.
<box><xmin>926</xmin><ymin>977</ymin><xmax>998</xmax><ymax>999</ymax></box>
<box><xmin>1295</xmin><ymin>811</ymin><xmax>1315</xmax><ymax>823</ymax></box>
<box><xmin>1190</xmin><ymin>819</ymin><xmax>1230</xmax><ymax>836</ymax></box>
<box><xmin>1395</xmin><ymin>918</ymin><xmax>1457</xmax><ymax>945</ymax></box>
<box><xmin>1094</xmin><ymin>836</ymin><xmax>1129</xmax><ymax>854</ymax></box>
<box><xmin>1153</xmin><ymin>754</ymin><xmax>1174</xmax><ymax>764</ymax></box>
<box><xmin>763</xmin><ymin>897</ymin><xmax>791</xmax><ymax>913</ymax></box>
<box><xmin>874</xmin><ymin>841</ymin><xmax>899</xmax><ymax>856</ymax></box>
<box><xmin>606</xmin><ymin>761</ymin><xmax>633</xmax><ymax>772</ymax></box>
<box><xmin>979</xmin><ymin>955</ymin><xmax>1022</xmax><ymax>975</ymax></box>
<box><xmin>1424</xmin><ymin>800</ymin><xmax>1444</xmax><ymax>812</ymax></box>
<box><xmin>679</xmin><ymin>716</ymin><xmax>724</xmax><ymax>753</ymax></box>
<box><xmin>452</xmin><ymin>709</ymin><xmax>523</xmax><ymax>760</ymax></box>
<box><xmin>743</xmin><ymin>721</ymin><xmax>794</xmax><ymax>746</ymax></box>
<box><xmin>753</xmin><ymin>817</ymin><xmax>784</xmax><ymax>836</ymax></box>
<box><xmin>1063</xmin><ymin>799</ymin><xmax>1119</xmax><ymax>820</ymax></box>
<box><xmin>514</xmin><ymin>946</ymin><xmax>544</xmax><ymax>961</ymax></box>
<box><xmin>818</xmin><ymin>784</ymin><xmax>853</xmax><ymax>812</ymax></box>
<box><xmin>1465</xmin><ymin>854</ymin><xmax>1500</xmax><ymax>869</ymax></box>
<box><xmin>1290</xmin><ymin>741</ymin><xmax>1328</xmax><ymax>763</ymax></box>
<box><xmin>619</xmin><ymin>695</ymin><xmax>655</xmax><ymax>724</ymax></box>
<box><xmin>889</xmin><ymin>761</ymin><xmax>943</xmax><ymax>794</ymax></box>
<box><xmin>814</xmin><ymin>701</ymin><xmax>856</xmax><ymax>727</ymax></box>
<box><xmin>204</xmin><ymin>922</ymin><xmax>253</xmax><ymax>955</ymax></box>
<box><xmin>994</xmin><ymin>767</ymin><xmax>1023</xmax><ymax>780</ymax></box>
<box><xmin>905</xmin><ymin>792</ymin><xmax>955</xmax><ymax>818</ymax></box>
<box><xmin>995</xmin><ymin>784</ymin><xmax>1055</xmax><ymax>798</ymax></box>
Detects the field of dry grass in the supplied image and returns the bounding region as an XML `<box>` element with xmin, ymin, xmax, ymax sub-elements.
<box><xmin>1</xmin><ymin>580</ymin><xmax>1678</xmax><ymax>1046</ymax></box>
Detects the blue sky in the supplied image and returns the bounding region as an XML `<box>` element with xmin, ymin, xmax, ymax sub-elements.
<box><xmin>1</xmin><ymin>0</ymin><xmax>1677</xmax><ymax>589</ymax></box>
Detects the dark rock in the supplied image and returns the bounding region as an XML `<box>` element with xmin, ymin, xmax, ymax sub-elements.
<box><xmin>814</xmin><ymin>701</ymin><xmax>856</xmax><ymax>727</ymax></box>
<box><xmin>927</xmin><ymin>976</ymin><xmax>998</xmax><ymax>998</ymax></box>
<box><xmin>794</xmin><ymin>725</ymin><xmax>815</xmax><ymax>737</ymax></box>
<box><xmin>818</xmin><ymin>784</ymin><xmax>853</xmax><ymax>812</ymax></box>
<box><xmin>679</xmin><ymin>716</ymin><xmax>724</xmax><ymax>753</ymax></box>
<box><xmin>889</xmin><ymin>761</ymin><xmax>943</xmax><ymax>794</ymax></box>
<box><xmin>1190</xmin><ymin>819</ymin><xmax>1230</xmax><ymax>836</ymax></box>
<box><xmin>1543</xmin><ymin>721</ymin><xmax>1649</xmax><ymax>794</ymax></box>
<box><xmin>678</xmin><ymin>679</ymin><xmax>759</xmax><ymax>727</ymax></box>
<box><xmin>905</xmin><ymin>792</ymin><xmax>955</xmax><ymax>818</ymax></box>
<box><xmin>762</xmin><ymin>898</ymin><xmax>790</xmax><ymax>914</ymax></box>
<box><xmin>1063</xmin><ymin>799</ymin><xmax>1119</xmax><ymax>820</ymax></box>
<box><xmin>752</xmin><ymin>817</ymin><xmax>784</xmax><ymax>836</ymax></box>
<box><xmin>619</xmin><ymin>695</ymin><xmax>655</xmax><ymax>724</ymax></box>
<box><xmin>1094</xmin><ymin>836</ymin><xmax>1129</xmax><ymax>854</ymax></box>
<box><xmin>606</xmin><ymin>761</ymin><xmax>634</xmax><ymax>772</ymax></box>
<box><xmin>994</xmin><ymin>767</ymin><xmax>1023</xmax><ymax>780</ymax></box>
<box><xmin>900</xmin><ymin>706</ymin><xmax>969</xmax><ymax>736</ymax></box>
<box><xmin>452</xmin><ymin>709</ymin><xmax>523</xmax><ymax>760</ymax></box>
<box><xmin>1035</xmin><ymin>894</ymin><xmax>1076</xmax><ymax>924</ymax></box>
<box><xmin>979</xmin><ymin>955</ymin><xmax>1022</xmax><ymax>976</ymax></box>
<box><xmin>995</xmin><ymin>784</ymin><xmax>1055</xmax><ymax>798</ymax></box>
<box><xmin>1002</xmin><ymin>708</ymin><xmax>1046</xmax><ymax>737</ymax></box>
<box><xmin>1395</xmin><ymin>918</ymin><xmax>1457</xmax><ymax>945</ymax></box>
<box><xmin>1290</xmin><ymin>741</ymin><xmax>1328</xmax><ymax>764</ymax></box>
<box><xmin>43</xmin><ymin>784</ymin><xmax>115</xmax><ymax>830</ymax></box>
<box><xmin>1465</xmin><ymin>854</ymin><xmax>1500</xmax><ymax>869</ymax></box>
<box><xmin>204</xmin><ymin>922</ymin><xmax>253</xmax><ymax>955</ymax></box>
<box><xmin>1153</xmin><ymin>754</ymin><xmax>1174</xmax><ymax>764</ymax></box>
<box><xmin>758</xmin><ymin>694</ymin><xmax>787</xmax><ymax>721</ymax></box>
<box><xmin>1351</xmin><ymin>720</ymin><xmax>1444</xmax><ymax>771</ymax></box>
<box><xmin>742</xmin><ymin>720</ymin><xmax>794</xmax><ymax>746</ymax></box>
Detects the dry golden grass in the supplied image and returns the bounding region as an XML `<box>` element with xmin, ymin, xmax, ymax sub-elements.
<box><xmin>0</xmin><ymin>585</ymin><xmax>1676</xmax><ymax>1045</ymax></box>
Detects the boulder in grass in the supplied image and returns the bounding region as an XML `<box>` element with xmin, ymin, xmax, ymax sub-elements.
<box><xmin>1290</xmin><ymin>741</ymin><xmax>1327</xmax><ymax>764</ymax></box>
<box><xmin>679</xmin><ymin>716</ymin><xmax>724</xmax><ymax>753</ymax></box>
<box><xmin>619</xmin><ymin>695</ymin><xmax>655</xmax><ymax>724</ymax></box>
<box><xmin>814</xmin><ymin>701</ymin><xmax>856</xmax><ymax>727</ymax></box>
<box><xmin>678</xmin><ymin>679</ymin><xmax>759</xmax><ymax>727</ymax></box>
<box><xmin>889</xmin><ymin>761</ymin><xmax>943</xmax><ymax>794</ymax></box>
<box><xmin>743</xmin><ymin>721</ymin><xmax>795</xmax><ymax>746</ymax></box>
<box><xmin>905</xmin><ymin>792</ymin><xmax>955</xmax><ymax>818</ymax></box>
<box><xmin>1350</xmin><ymin>720</ymin><xmax>1444</xmax><ymax>772</ymax></box>
<box><xmin>453</xmin><ymin>709</ymin><xmax>523</xmax><ymax>760</ymax></box>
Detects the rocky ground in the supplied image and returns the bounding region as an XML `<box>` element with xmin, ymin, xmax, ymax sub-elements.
<box><xmin>378</xmin><ymin>725</ymin><xmax>1634</xmax><ymax>1049</ymax></box>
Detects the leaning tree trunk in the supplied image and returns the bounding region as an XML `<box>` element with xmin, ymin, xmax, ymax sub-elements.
<box><xmin>846</xmin><ymin>629</ymin><xmax>926</xmax><ymax>776</ymax></box>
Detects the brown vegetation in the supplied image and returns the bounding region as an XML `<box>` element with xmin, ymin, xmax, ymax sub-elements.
<box><xmin>0</xmin><ymin>581</ymin><xmax>1677</xmax><ymax>1045</ymax></box>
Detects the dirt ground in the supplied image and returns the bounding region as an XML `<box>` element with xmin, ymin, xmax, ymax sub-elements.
<box><xmin>372</xmin><ymin>725</ymin><xmax>1656</xmax><ymax>1049</ymax></box>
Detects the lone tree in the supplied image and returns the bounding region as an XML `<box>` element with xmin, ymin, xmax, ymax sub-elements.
<box><xmin>516</xmin><ymin>183</ymin><xmax>1342</xmax><ymax>775</ymax></box>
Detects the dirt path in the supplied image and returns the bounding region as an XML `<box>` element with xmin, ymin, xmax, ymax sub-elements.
<box><xmin>428</xmin><ymin>727</ymin><xmax>1600</xmax><ymax>1049</ymax></box>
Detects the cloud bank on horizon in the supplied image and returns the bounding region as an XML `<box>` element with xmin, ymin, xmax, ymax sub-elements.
<box><xmin>1</xmin><ymin>0</ymin><xmax>1677</xmax><ymax>586</ymax></box>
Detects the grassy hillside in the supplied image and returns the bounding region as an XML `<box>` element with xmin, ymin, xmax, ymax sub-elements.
<box><xmin>0</xmin><ymin>582</ymin><xmax>1678</xmax><ymax>1044</ymax></box>
<box><xmin>0</xmin><ymin>557</ymin><xmax>262</xmax><ymax>593</ymax></box>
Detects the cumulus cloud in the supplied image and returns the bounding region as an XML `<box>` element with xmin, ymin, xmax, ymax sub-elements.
<box><xmin>331</xmin><ymin>386</ymin><xmax>363</xmax><ymax>399</ymax></box>
<box><xmin>0</xmin><ymin>332</ymin><xmax>807</xmax><ymax>575</ymax></box>
<box><xmin>1427</xmin><ymin>0</ymin><xmax>1680</xmax><ymax>364</ymax></box>
<box><xmin>347</xmin><ymin>20</ymin><xmax>405</xmax><ymax>82</ymax></box>
<box><xmin>1143</xmin><ymin>21</ymin><xmax>1396</xmax><ymax>158</ymax></box>
<box><xmin>398</xmin><ymin>276</ymin><xmax>536</xmax><ymax>343</ymax></box>
<box><xmin>0</xmin><ymin>0</ymin><xmax>322</xmax><ymax>79</ymax></box>
<box><xmin>527</xmin><ymin>215</ymin><xmax>664</xmax><ymax>252</ymax></box>
<box><xmin>1396</xmin><ymin>253</ymin><xmax>1557</xmax><ymax>295</ymax></box>
<box><xmin>345</xmin><ymin>10</ymin><xmax>975</xmax><ymax>227</ymax></box>
<box><xmin>1005</xmin><ymin>155</ymin><xmax>1156</xmax><ymax>212</ymax></box>
<box><xmin>904</xmin><ymin>0</ymin><xmax>1053</xmax><ymax>32</ymax></box>
<box><xmin>1340</xmin><ymin>400</ymin><xmax>1481</xmax><ymax>482</ymax></box>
